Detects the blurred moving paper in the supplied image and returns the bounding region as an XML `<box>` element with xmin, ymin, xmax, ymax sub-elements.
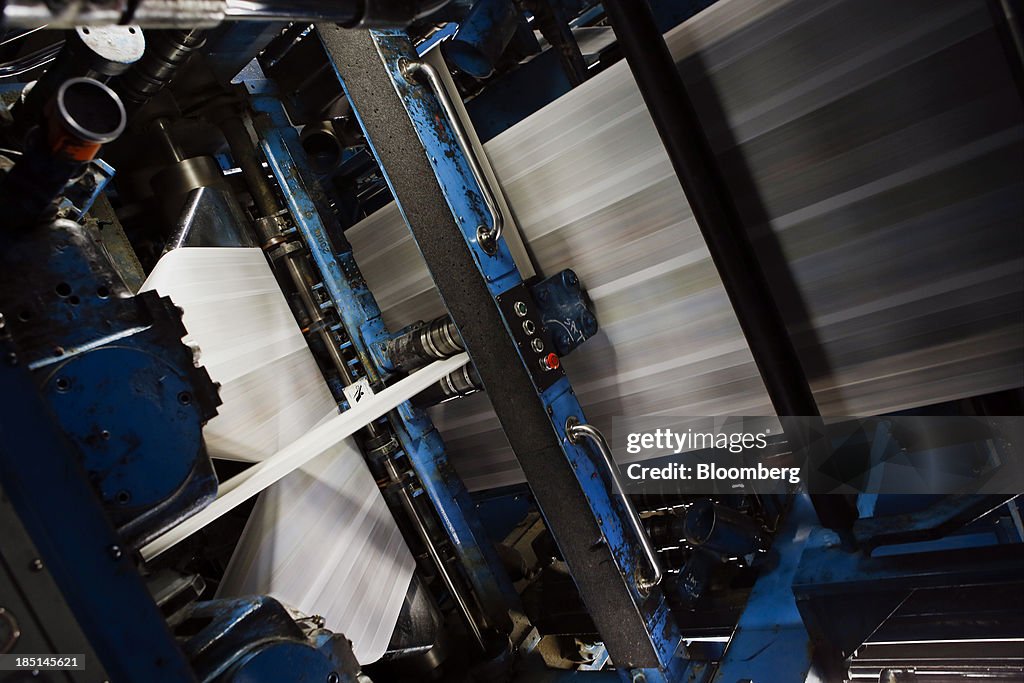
<box><xmin>349</xmin><ymin>0</ymin><xmax>1024</xmax><ymax>491</ymax></box>
<box><xmin>142</xmin><ymin>247</ymin><xmax>414</xmax><ymax>663</ymax></box>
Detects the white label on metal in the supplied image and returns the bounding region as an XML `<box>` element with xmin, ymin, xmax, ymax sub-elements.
<box><xmin>343</xmin><ymin>377</ymin><xmax>375</xmax><ymax>406</ymax></box>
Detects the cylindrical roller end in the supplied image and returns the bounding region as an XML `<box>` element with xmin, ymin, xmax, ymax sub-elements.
<box><xmin>300</xmin><ymin>122</ymin><xmax>344</xmax><ymax>176</ymax></box>
<box><xmin>48</xmin><ymin>77</ymin><xmax>127</xmax><ymax>163</ymax></box>
<box><xmin>1</xmin><ymin>77</ymin><xmax>126</xmax><ymax>228</ymax></box>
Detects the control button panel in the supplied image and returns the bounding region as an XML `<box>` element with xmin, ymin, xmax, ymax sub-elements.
<box><xmin>496</xmin><ymin>282</ymin><xmax>564</xmax><ymax>393</ymax></box>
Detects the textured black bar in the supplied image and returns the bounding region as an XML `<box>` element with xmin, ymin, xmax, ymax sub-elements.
<box><xmin>318</xmin><ymin>26</ymin><xmax>662</xmax><ymax>667</ymax></box>
<box><xmin>601</xmin><ymin>0</ymin><xmax>856</xmax><ymax>530</ymax></box>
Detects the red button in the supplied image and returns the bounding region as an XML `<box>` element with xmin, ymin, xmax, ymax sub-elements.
<box><xmin>545</xmin><ymin>353</ymin><xmax>560</xmax><ymax>370</ymax></box>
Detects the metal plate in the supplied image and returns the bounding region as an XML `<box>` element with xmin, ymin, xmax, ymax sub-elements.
<box><xmin>495</xmin><ymin>282</ymin><xmax>565</xmax><ymax>393</ymax></box>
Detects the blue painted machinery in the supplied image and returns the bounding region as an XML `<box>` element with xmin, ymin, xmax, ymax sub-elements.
<box><xmin>0</xmin><ymin>1</ymin><xmax>1022</xmax><ymax>682</ymax></box>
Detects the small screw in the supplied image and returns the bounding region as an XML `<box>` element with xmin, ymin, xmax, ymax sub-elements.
<box><xmin>30</xmin><ymin>558</ymin><xmax>43</xmax><ymax>572</ymax></box>
<box><xmin>108</xmin><ymin>545</ymin><xmax>122</xmax><ymax>560</ymax></box>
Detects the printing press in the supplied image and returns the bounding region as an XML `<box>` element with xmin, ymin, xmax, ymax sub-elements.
<box><xmin>0</xmin><ymin>0</ymin><xmax>1022</xmax><ymax>681</ymax></box>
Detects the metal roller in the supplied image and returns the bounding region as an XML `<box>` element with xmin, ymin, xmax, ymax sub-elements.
<box><xmin>111</xmin><ymin>29</ymin><xmax>206</xmax><ymax>113</ymax></box>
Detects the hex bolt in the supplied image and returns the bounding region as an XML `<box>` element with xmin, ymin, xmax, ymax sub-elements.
<box><xmin>522</xmin><ymin>320</ymin><xmax>536</xmax><ymax>334</ymax></box>
<box><xmin>513</xmin><ymin>301</ymin><xmax>528</xmax><ymax>317</ymax></box>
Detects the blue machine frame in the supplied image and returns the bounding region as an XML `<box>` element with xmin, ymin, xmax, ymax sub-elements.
<box><xmin>2</xmin><ymin>12</ymin><xmax>1021</xmax><ymax>682</ymax></box>
<box><xmin>241</xmin><ymin>83</ymin><xmax>520</xmax><ymax>632</ymax></box>
<box><xmin>0</xmin><ymin>338</ymin><xmax>197</xmax><ymax>682</ymax></box>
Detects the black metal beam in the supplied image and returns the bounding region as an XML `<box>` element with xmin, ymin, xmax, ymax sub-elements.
<box><xmin>600</xmin><ymin>0</ymin><xmax>855</xmax><ymax>530</ymax></box>
<box><xmin>318</xmin><ymin>27</ymin><xmax>669</xmax><ymax>668</ymax></box>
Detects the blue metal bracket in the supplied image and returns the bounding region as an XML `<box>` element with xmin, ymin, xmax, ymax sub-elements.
<box><xmin>61</xmin><ymin>158</ymin><xmax>115</xmax><ymax>221</ymax></box>
<box><xmin>711</xmin><ymin>495</ymin><xmax>820</xmax><ymax>683</ymax></box>
<box><xmin>530</xmin><ymin>269</ymin><xmax>599</xmax><ymax>356</ymax></box>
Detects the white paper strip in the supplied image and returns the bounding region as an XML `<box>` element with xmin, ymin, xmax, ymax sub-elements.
<box><xmin>216</xmin><ymin>437</ymin><xmax>413</xmax><ymax>663</ymax></box>
<box><xmin>140</xmin><ymin>350</ymin><xmax>468</xmax><ymax>560</ymax></box>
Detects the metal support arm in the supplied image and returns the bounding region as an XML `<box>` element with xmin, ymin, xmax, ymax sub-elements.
<box><xmin>318</xmin><ymin>27</ymin><xmax>687</xmax><ymax>675</ymax></box>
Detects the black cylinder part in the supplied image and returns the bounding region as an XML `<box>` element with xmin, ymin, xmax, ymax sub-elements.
<box><xmin>2</xmin><ymin>77</ymin><xmax>126</xmax><ymax>228</ymax></box>
<box><xmin>387</xmin><ymin>317</ymin><xmax>465</xmax><ymax>372</ymax></box>
<box><xmin>13</xmin><ymin>26</ymin><xmax>143</xmax><ymax>143</ymax></box>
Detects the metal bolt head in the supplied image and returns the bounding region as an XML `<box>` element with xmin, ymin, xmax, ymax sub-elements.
<box><xmin>522</xmin><ymin>320</ymin><xmax>535</xmax><ymax>334</ymax></box>
<box><xmin>531</xmin><ymin>338</ymin><xmax>544</xmax><ymax>353</ymax></box>
<box><xmin>476</xmin><ymin>225</ymin><xmax>498</xmax><ymax>254</ymax></box>
<box><xmin>326</xmin><ymin>673</ymin><xmax>340</xmax><ymax>683</ymax></box>
<box><xmin>631</xmin><ymin>672</ymin><xmax>647</xmax><ymax>683</ymax></box>
<box><xmin>108</xmin><ymin>545</ymin><xmax>123</xmax><ymax>560</ymax></box>
<box><xmin>29</xmin><ymin>558</ymin><xmax>43</xmax><ymax>572</ymax></box>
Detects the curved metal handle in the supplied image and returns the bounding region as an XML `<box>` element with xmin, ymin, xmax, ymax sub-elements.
<box><xmin>566</xmin><ymin>417</ymin><xmax>663</xmax><ymax>593</ymax></box>
<box><xmin>400</xmin><ymin>58</ymin><xmax>504</xmax><ymax>254</ymax></box>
